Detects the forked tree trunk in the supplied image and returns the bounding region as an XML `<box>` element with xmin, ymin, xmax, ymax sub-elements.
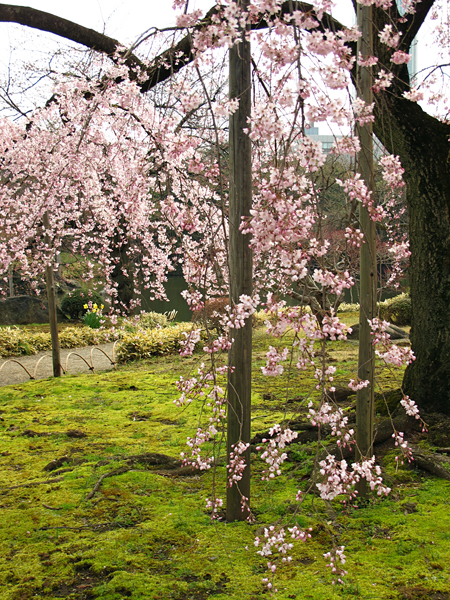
<box><xmin>43</xmin><ymin>211</ymin><xmax>62</xmax><ymax>378</ymax></box>
<box><xmin>355</xmin><ymin>2</ymin><xmax>376</xmax><ymax>497</ymax></box>
<box><xmin>227</xmin><ymin>0</ymin><xmax>253</xmax><ymax>522</ymax></box>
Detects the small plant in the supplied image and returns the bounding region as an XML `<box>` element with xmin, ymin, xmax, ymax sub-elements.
<box><xmin>61</xmin><ymin>289</ymin><xmax>104</xmax><ymax>320</ymax></box>
<box><xmin>83</xmin><ymin>302</ymin><xmax>104</xmax><ymax>329</ymax></box>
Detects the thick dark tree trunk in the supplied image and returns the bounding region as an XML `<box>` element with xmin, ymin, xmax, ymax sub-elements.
<box><xmin>376</xmin><ymin>99</ymin><xmax>450</xmax><ymax>415</ymax></box>
<box><xmin>369</xmin><ymin>2</ymin><xmax>450</xmax><ymax>416</ymax></box>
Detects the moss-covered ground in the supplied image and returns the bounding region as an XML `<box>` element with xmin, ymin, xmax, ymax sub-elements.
<box><xmin>1</xmin><ymin>320</ymin><xmax>449</xmax><ymax>600</ymax></box>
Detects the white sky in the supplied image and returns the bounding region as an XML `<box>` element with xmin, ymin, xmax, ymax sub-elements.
<box><xmin>0</xmin><ymin>1</ymin><xmax>437</xmax><ymax>126</ymax></box>
<box><xmin>0</xmin><ymin>0</ymin><xmax>355</xmax><ymax>58</ymax></box>
<box><xmin>0</xmin><ymin>1</ymin><xmax>356</xmax><ymax>40</ymax></box>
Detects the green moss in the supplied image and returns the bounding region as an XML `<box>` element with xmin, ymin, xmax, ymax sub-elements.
<box><xmin>0</xmin><ymin>327</ymin><xmax>448</xmax><ymax>599</ymax></box>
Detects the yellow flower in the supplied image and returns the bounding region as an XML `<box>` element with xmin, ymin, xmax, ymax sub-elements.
<box><xmin>83</xmin><ymin>304</ymin><xmax>88</xmax><ymax>309</ymax></box>
<box><xmin>93</xmin><ymin>303</ymin><xmax>98</xmax><ymax>310</ymax></box>
<box><xmin>101</xmin><ymin>304</ymin><xmax>104</xmax><ymax>310</ymax></box>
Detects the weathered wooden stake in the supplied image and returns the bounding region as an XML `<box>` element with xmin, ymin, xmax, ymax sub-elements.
<box><xmin>43</xmin><ymin>211</ymin><xmax>62</xmax><ymax>377</ymax></box>
<box><xmin>227</xmin><ymin>0</ymin><xmax>252</xmax><ymax>522</ymax></box>
<box><xmin>356</xmin><ymin>2</ymin><xmax>376</xmax><ymax>498</ymax></box>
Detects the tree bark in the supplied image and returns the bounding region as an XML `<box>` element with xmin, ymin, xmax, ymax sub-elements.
<box><xmin>379</xmin><ymin>99</ymin><xmax>450</xmax><ymax>415</ymax></box>
<box><xmin>355</xmin><ymin>1</ymin><xmax>376</xmax><ymax>498</ymax></box>
<box><xmin>42</xmin><ymin>211</ymin><xmax>62</xmax><ymax>378</ymax></box>
<box><xmin>227</xmin><ymin>0</ymin><xmax>252</xmax><ymax>522</ymax></box>
<box><xmin>368</xmin><ymin>1</ymin><xmax>450</xmax><ymax>415</ymax></box>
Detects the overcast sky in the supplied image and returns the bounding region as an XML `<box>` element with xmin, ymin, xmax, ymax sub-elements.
<box><xmin>0</xmin><ymin>1</ymin><xmax>436</xmax><ymax>124</ymax></box>
<box><xmin>0</xmin><ymin>0</ymin><xmax>355</xmax><ymax>54</ymax></box>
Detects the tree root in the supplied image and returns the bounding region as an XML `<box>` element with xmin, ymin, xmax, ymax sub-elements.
<box><xmin>86</xmin><ymin>453</ymin><xmax>199</xmax><ymax>500</ymax></box>
<box><xmin>410</xmin><ymin>447</ymin><xmax>450</xmax><ymax>481</ymax></box>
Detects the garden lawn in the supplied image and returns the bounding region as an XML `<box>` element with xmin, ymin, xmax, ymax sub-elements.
<box><xmin>0</xmin><ymin>327</ymin><xmax>449</xmax><ymax>600</ymax></box>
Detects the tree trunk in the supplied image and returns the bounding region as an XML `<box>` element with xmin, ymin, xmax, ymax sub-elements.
<box><xmin>43</xmin><ymin>211</ymin><xmax>62</xmax><ymax>378</ymax></box>
<box><xmin>368</xmin><ymin>2</ymin><xmax>450</xmax><ymax>416</ymax></box>
<box><xmin>227</xmin><ymin>0</ymin><xmax>252</xmax><ymax>522</ymax></box>
<box><xmin>355</xmin><ymin>1</ymin><xmax>376</xmax><ymax>498</ymax></box>
<box><xmin>379</xmin><ymin>100</ymin><xmax>450</xmax><ymax>416</ymax></box>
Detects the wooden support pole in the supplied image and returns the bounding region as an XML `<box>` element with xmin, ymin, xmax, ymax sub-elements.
<box><xmin>355</xmin><ymin>3</ymin><xmax>376</xmax><ymax>498</ymax></box>
<box><xmin>227</xmin><ymin>0</ymin><xmax>252</xmax><ymax>522</ymax></box>
<box><xmin>43</xmin><ymin>211</ymin><xmax>62</xmax><ymax>378</ymax></box>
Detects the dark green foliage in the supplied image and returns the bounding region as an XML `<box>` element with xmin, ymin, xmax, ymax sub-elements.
<box><xmin>380</xmin><ymin>294</ymin><xmax>411</xmax><ymax>326</ymax></box>
<box><xmin>60</xmin><ymin>289</ymin><xmax>104</xmax><ymax>320</ymax></box>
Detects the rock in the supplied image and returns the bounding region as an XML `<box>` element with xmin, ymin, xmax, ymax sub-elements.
<box><xmin>0</xmin><ymin>295</ymin><xmax>64</xmax><ymax>325</ymax></box>
<box><xmin>347</xmin><ymin>323</ymin><xmax>409</xmax><ymax>340</ymax></box>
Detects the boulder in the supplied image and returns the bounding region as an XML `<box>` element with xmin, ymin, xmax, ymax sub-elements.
<box><xmin>0</xmin><ymin>295</ymin><xmax>64</xmax><ymax>325</ymax></box>
<box><xmin>347</xmin><ymin>323</ymin><xmax>409</xmax><ymax>341</ymax></box>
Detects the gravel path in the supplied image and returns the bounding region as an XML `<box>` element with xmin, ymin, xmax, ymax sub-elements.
<box><xmin>0</xmin><ymin>342</ymin><xmax>118</xmax><ymax>387</ymax></box>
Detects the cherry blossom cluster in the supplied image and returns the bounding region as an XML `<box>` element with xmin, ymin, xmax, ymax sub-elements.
<box><xmin>368</xmin><ymin>318</ymin><xmax>416</xmax><ymax>367</ymax></box>
<box><xmin>227</xmin><ymin>441</ymin><xmax>250</xmax><ymax>487</ymax></box>
<box><xmin>314</xmin><ymin>365</ymin><xmax>337</xmax><ymax>391</ymax></box>
<box><xmin>323</xmin><ymin>546</ymin><xmax>347</xmax><ymax>585</ymax></box>
<box><xmin>344</xmin><ymin>227</ymin><xmax>365</xmax><ymax>248</ymax></box>
<box><xmin>373</xmin><ymin>69</ymin><xmax>394</xmax><ymax>93</ymax></box>
<box><xmin>322</xmin><ymin>313</ymin><xmax>353</xmax><ymax>341</ymax></box>
<box><xmin>400</xmin><ymin>395</ymin><xmax>420</xmax><ymax>419</ymax></box>
<box><xmin>392</xmin><ymin>431</ymin><xmax>413</xmax><ymax>466</ymax></box>
<box><xmin>378</xmin><ymin>24</ymin><xmax>401</xmax><ymax>48</ymax></box>
<box><xmin>205</xmin><ymin>496</ymin><xmax>224</xmax><ymax>519</ymax></box>
<box><xmin>308</xmin><ymin>402</ymin><xmax>355</xmax><ymax>448</ymax></box>
<box><xmin>391</xmin><ymin>50</ymin><xmax>412</xmax><ymax>65</ymax></box>
<box><xmin>317</xmin><ymin>455</ymin><xmax>391</xmax><ymax>501</ymax></box>
<box><xmin>337</xmin><ymin>174</ymin><xmax>386</xmax><ymax>221</ymax></box>
<box><xmin>261</xmin><ymin>346</ymin><xmax>290</xmax><ymax>376</ymax></box>
<box><xmin>179</xmin><ymin>328</ymin><xmax>202</xmax><ymax>357</ymax></box>
<box><xmin>312</xmin><ymin>269</ymin><xmax>354</xmax><ymax>296</ymax></box>
<box><xmin>255</xmin><ymin>524</ymin><xmax>311</xmax><ymax>593</ymax></box>
<box><xmin>379</xmin><ymin>155</ymin><xmax>405</xmax><ymax>189</ymax></box>
<box><xmin>256</xmin><ymin>424</ymin><xmax>298</xmax><ymax>481</ymax></box>
<box><xmin>227</xmin><ymin>294</ymin><xmax>259</xmax><ymax>329</ymax></box>
<box><xmin>348</xmin><ymin>378</ymin><xmax>370</xmax><ymax>391</ymax></box>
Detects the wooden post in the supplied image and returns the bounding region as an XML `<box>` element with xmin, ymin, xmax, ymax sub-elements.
<box><xmin>227</xmin><ymin>0</ymin><xmax>252</xmax><ymax>522</ymax></box>
<box><xmin>43</xmin><ymin>211</ymin><xmax>62</xmax><ymax>377</ymax></box>
<box><xmin>355</xmin><ymin>2</ymin><xmax>376</xmax><ymax>498</ymax></box>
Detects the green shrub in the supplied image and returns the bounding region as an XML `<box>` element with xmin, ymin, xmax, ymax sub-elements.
<box><xmin>122</xmin><ymin>310</ymin><xmax>178</xmax><ymax>334</ymax></box>
<box><xmin>59</xmin><ymin>327</ymin><xmax>119</xmax><ymax>348</ymax></box>
<box><xmin>337</xmin><ymin>302</ymin><xmax>360</xmax><ymax>313</ymax></box>
<box><xmin>0</xmin><ymin>326</ymin><xmax>120</xmax><ymax>358</ymax></box>
<box><xmin>0</xmin><ymin>327</ymin><xmax>39</xmax><ymax>357</ymax></box>
<box><xmin>116</xmin><ymin>323</ymin><xmax>202</xmax><ymax>363</ymax></box>
<box><xmin>379</xmin><ymin>293</ymin><xmax>411</xmax><ymax>326</ymax></box>
<box><xmin>61</xmin><ymin>289</ymin><xmax>104</xmax><ymax>320</ymax></box>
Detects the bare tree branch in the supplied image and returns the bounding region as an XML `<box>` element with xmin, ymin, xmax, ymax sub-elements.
<box><xmin>0</xmin><ymin>2</ymin><xmax>346</xmax><ymax>93</ymax></box>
